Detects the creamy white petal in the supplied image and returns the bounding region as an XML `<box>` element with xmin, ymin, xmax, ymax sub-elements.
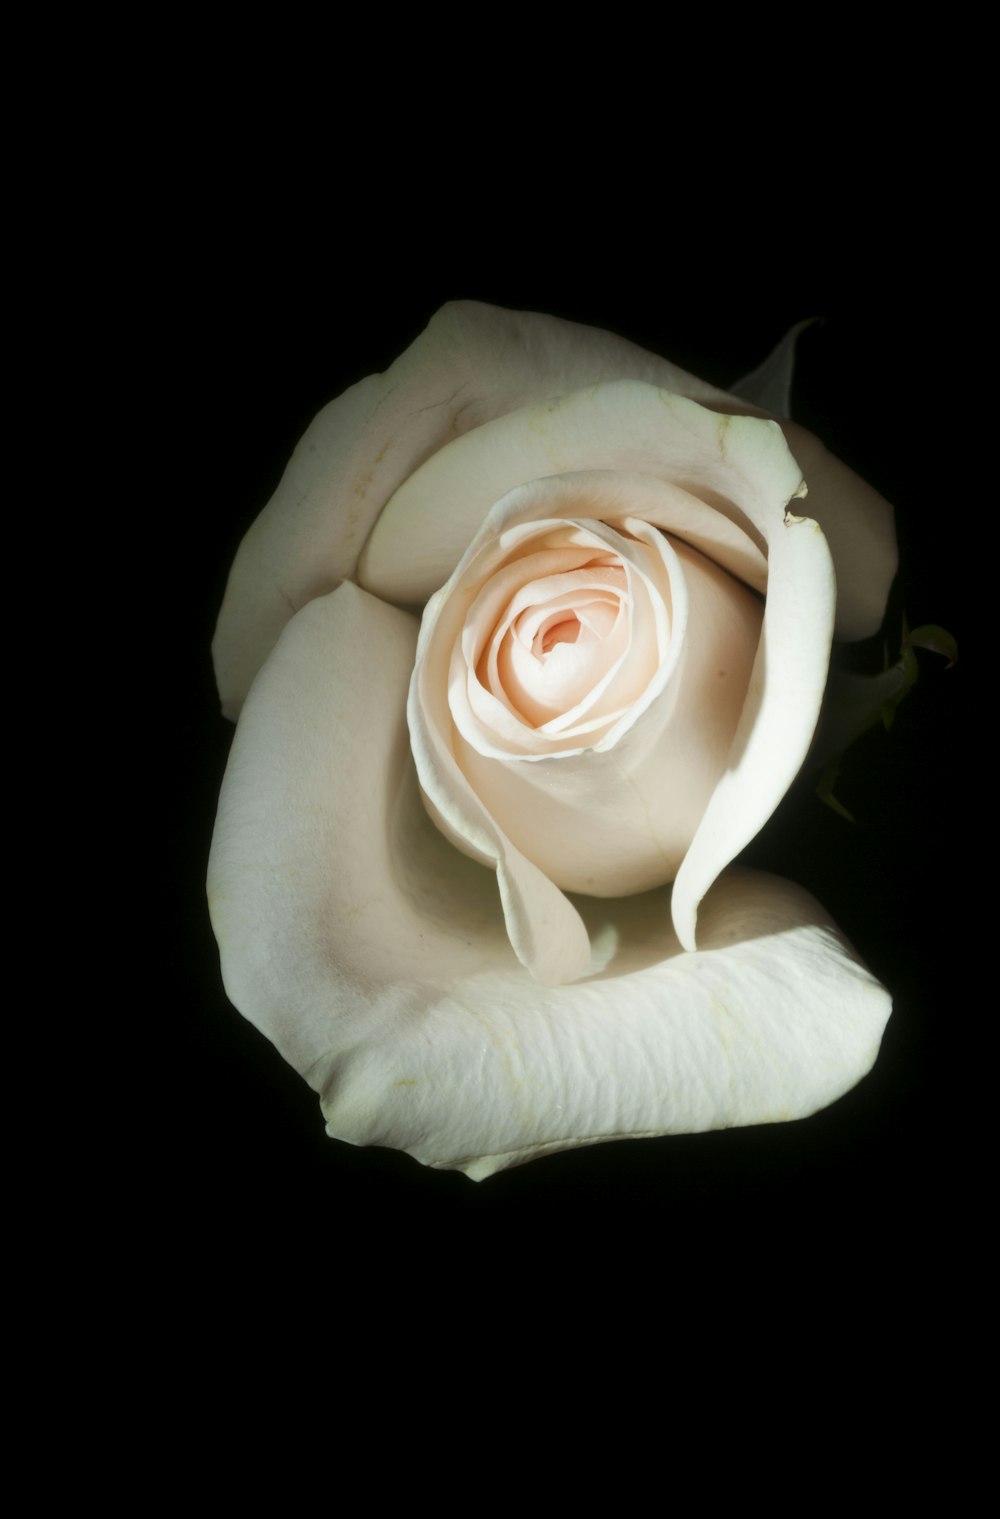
<box><xmin>780</xmin><ymin>420</ymin><xmax>897</xmax><ymax>639</ymax></box>
<box><xmin>360</xmin><ymin>379</ymin><xmax>894</xmax><ymax>644</ymax></box>
<box><xmin>309</xmin><ymin>869</ymin><xmax>891</xmax><ymax>1179</ymax></box>
<box><xmin>209</xmin><ymin>584</ymin><xmax>891</xmax><ymax>1178</ymax></box>
<box><xmin>671</xmin><ymin>508</ymin><xmax>836</xmax><ymax>949</ymax></box>
<box><xmin>213</xmin><ymin>304</ymin><xmax>731</xmax><ymax>717</ymax></box>
<box><xmin>470</xmin><ymin>468</ymin><xmax>769</xmax><ymax>591</ymax></box>
<box><xmin>360</xmin><ymin>383</ymin><xmax>788</xmax><ymax>604</ymax></box>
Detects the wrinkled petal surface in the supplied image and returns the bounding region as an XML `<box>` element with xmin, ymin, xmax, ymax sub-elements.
<box><xmin>208</xmin><ymin>582</ymin><xmax>891</xmax><ymax>1179</ymax></box>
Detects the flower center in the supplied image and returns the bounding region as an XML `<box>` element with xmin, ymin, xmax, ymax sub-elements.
<box><xmin>450</xmin><ymin>518</ymin><xmax>676</xmax><ymax>758</ymax></box>
<box><xmin>536</xmin><ymin>614</ymin><xmax>581</xmax><ymax>654</ymax></box>
<box><xmin>485</xmin><ymin>560</ymin><xmax>631</xmax><ymax>729</ymax></box>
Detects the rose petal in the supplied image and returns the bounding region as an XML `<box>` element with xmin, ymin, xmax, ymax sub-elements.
<box><xmin>209</xmin><ymin>581</ymin><xmax>891</xmax><ymax>1179</ymax></box>
<box><xmin>212</xmin><ymin>579</ymin><xmax>589</xmax><ymax>1006</ymax></box>
<box><xmin>360</xmin><ymin>377</ymin><xmax>894</xmax><ymax>643</ymax></box>
<box><xmin>779</xmin><ymin>421</ymin><xmax>897</xmax><ymax>639</ymax></box>
<box><xmin>360</xmin><ymin>382</ymin><xmax>771</xmax><ymax>607</ymax></box>
<box><xmin>212</xmin><ymin>303</ymin><xmax>731</xmax><ymax>717</ymax></box>
<box><xmin>670</xmin><ymin>505</ymin><xmax>836</xmax><ymax>950</ymax></box>
<box><xmin>314</xmin><ymin>869</ymin><xmax>891</xmax><ymax>1180</ymax></box>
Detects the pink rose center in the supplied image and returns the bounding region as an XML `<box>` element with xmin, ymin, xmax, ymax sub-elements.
<box><xmin>483</xmin><ymin>560</ymin><xmax>637</xmax><ymax>730</ymax></box>
<box><xmin>536</xmin><ymin>614</ymin><xmax>581</xmax><ymax>653</ymax></box>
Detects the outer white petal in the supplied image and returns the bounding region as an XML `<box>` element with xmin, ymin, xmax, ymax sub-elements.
<box><xmin>726</xmin><ymin>329</ymin><xmax>897</xmax><ymax>638</ymax></box>
<box><xmin>359</xmin><ymin>380</ymin><xmax>776</xmax><ymax>608</ymax></box>
<box><xmin>359</xmin><ymin>372</ymin><xmax>893</xmax><ymax>645</ymax></box>
<box><xmin>670</xmin><ymin>505</ymin><xmax>836</xmax><ymax>950</ymax></box>
<box><xmin>208</xmin><ymin>580</ymin><xmax>891</xmax><ymax>1180</ymax></box>
<box><xmin>779</xmin><ymin>420</ymin><xmax>897</xmax><ymax>640</ymax></box>
<box><xmin>212</xmin><ymin>303</ymin><xmax>730</xmax><ymax>717</ymax></box>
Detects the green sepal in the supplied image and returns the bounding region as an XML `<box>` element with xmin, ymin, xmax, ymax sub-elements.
<box><xmin>816</xmin><ymin>759</ymin><xmax>856</xmax><ymax>823</ymax></box>
<box><xmin>810</xmin><ymin>614</ymin><xmax>956</xmax><ymax>821</ymax></box>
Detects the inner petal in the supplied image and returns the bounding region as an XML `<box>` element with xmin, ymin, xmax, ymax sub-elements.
<box><xmin>529</xmin><ymin>596</ymin><xmax>620</xmax><ymax>655</ymax></box>
<box><xmin>494</xmin><ymin>575</ymin><xmax>629</xmax><ymax>727</ymax></box>
<box><xmin>450</xmin><ymin>515</ymin><xmax>680</xmax><ymax>758</ymax></box>
<box><xmin>535</xmin><ymin>612</ymin><xmax>581</xmax><ymax>654</ymax></box>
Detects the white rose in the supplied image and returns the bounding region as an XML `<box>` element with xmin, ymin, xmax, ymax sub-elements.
<box><xmin>209</xmin><ymin>302</ymin><xmax>897</xmax><ymax>1179</ymax></box>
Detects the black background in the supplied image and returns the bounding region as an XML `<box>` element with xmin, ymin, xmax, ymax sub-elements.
<box><xmin>161</xmin><ymin>246</ymin><xmax>961</xmax><ymax>1292</ymax></box>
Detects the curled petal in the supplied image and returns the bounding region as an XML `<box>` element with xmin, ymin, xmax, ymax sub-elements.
<box><xmin>361</xmin><ymin>381</ymin><xmax>780</xmax><ymax>607</ymax></box>
<box><xmin>212</xmin><ymin>304</ymin><xmax>731</xmax><ymax>716</ymax></box>
<box><xmin>360</xmin><ymin>377</ymin><xmax>894</xmax><ymax>645</ymax></box>
<box><xmin>208</xmin><ymin>580</ymin><xmax>891</xmax><ymax>1179</ymax></box>
<box><xmin>671</xmin><ymin>507</ymin><xmax>836</xmax><ymax>949</ymax></box>
<box><xmin>780</xmin><ymin>421</ymin><xmax>897</xmax><ymax>639</ymax></box>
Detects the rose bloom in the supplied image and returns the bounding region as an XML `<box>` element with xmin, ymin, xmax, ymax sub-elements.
<box><xmin>209</xmin><ymin>303</ymin><xmax>897</xmax><ymax>1179</ymax></box>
